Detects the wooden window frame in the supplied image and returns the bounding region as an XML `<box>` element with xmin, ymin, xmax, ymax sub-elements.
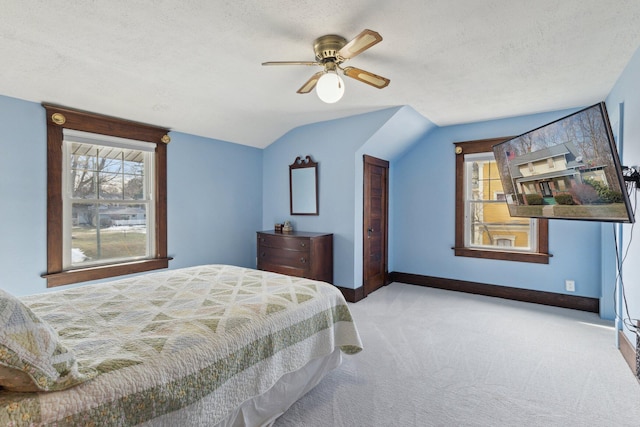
<box><xmin>42</xmin><ymin>104</ymin><xmax>171</xmax><ymax>287</ymax></box>
<box><xmin>454</xmin><ymin>137</ymin><xmax>550</xmax><ymax>264</ymax></box>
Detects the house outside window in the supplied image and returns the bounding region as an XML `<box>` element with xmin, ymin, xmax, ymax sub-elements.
<box><xmin>508</xmin><ymin>142</ymin><xmax>609</xmax><ymax>205</ymax></box>
<box><xmin>454</xmin><ymin>138</ymin><xmax>550</xmax><ymax>264</ymax></box>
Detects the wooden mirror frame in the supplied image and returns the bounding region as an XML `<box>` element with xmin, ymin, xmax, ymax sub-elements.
<box><xmin>289</xmin><ymin>155</ymin><xmax>319</xmax><ymax>215</ymax></box>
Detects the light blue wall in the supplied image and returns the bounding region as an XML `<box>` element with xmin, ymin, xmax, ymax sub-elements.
<box><xmin>0</xmin><ymin>95</ymin><xmax>263</xmax><ymax>296</ymax></box>
<box><xmin>0</xmin><ymin>96</ymin><xmax>47</xmax><ymax>296</ymax></box>
<box><xmin>606</xmin><ymin>45</ymin><xmax>640</xmax><ymax>339</ymax></box>
<box><xmin>391</xmin><ymin>109</ymin><xmax>608</xmax><ymax>307</ymax></box>
<box><xmin>167</xmin><ymin>131</ymin><xmax>263</xmax><ymax>270</ymax></box>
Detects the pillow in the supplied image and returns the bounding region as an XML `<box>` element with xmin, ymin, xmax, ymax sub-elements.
<box><xmin>0</xmin><ymin>288</ymin><xmax>95</xmax><ymax>392</ymax></box>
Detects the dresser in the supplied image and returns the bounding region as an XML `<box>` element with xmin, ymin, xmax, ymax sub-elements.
<box><xmin>257</xmin><ymin>230</ymin><xmax>333</xmax><ymax>284</ymax></box>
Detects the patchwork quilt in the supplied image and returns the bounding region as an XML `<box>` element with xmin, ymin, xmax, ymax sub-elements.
<box><xmin>0</xmin><ymin>264</ymin><xmax>362</xmax><ymax>426</ymax></box>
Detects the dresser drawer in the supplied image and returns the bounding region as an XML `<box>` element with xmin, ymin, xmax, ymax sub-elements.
<box><xmin>258</xmin><ymin>246</ymin><xmax>310</xmax><ymax>269</ymax></box>
<box><xmin>257</xmin><ymin>261</ymin><xmax>306</xmax><ymax>278</ymax></box>
<box><xmin>258</xmin><ymin>234</ymin><xmax>310</xmax><ymax>251</ymax></box>
<box><xmin>256</xmin><ymin>231</ymin><xmax>333</xmax><ymax>284</ymax></box>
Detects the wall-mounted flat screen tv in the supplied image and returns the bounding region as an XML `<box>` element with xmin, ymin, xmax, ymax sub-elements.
<box><xmin>492</xmin><ymin>102</ymin><xmax>634</xmax><ymax>223</ymax></box>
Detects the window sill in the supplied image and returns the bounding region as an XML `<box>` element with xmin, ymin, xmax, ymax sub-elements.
<box><xmin>43</xmin><ymin>257</ymin><xmax>172</xmax><ymax>287</ymax></box>
<box><xmin>453</xmin><ymin>247</ymin><xmax>551</xmax><ymax>264</ymax></box>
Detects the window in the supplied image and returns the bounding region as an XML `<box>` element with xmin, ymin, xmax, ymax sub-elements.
<box><xmin>494</xmin><ymin>237</ymin><xmax>515</xmax><ymax>247</ymax></box>
<box><xmin>454</xmin><ymin>138</ymin><xmax>550</xmax><ymax>264</ymax></box>
<box><xmin>43</xmin><ymin>105</ymin><xmax>171</xmax><ymax>287</ymax></box>
<box><xmin>63</xmin><ymin>130</ymin><xmax>155</xmax><ymax>269</ymax></box>
<box><xmin>547</xmin><ymin>158</ymin><xmax>555</xmax><ymax>168</ymax></box>
<box><xmin>465</xmin><ymin>152</ymin><xmax>536</xmax><ymax>251</ymax></box>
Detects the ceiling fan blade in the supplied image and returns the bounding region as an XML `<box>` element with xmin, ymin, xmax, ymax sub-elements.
<box><xmin>337</xmin><ymin>29</ymin><xmax>383</xmax><ymax>60</ymax></box>
<box><xmin>297</xmin><ymin>71</ymin><xmax>324</xmax><ymax>94</ymax></box>
<box><xmin>262</xmin><ymin>61</ymin><xmax>320</xmax><ymax>66</ymax></box>
<box><xmin>343</xmin><ymin>67</ymin><xmax>390</xmax><ymax>89</ymax></box>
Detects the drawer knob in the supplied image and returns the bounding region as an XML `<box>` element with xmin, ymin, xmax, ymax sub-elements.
<box><xmin>300</xmin><ymin>257</ymin><xmax>307</xmax><ymax>264</ymax></box>
<box><xmin>300</xmin><ymin>242</ymin><xmax>306</xmax><ymax>247</ymax></box>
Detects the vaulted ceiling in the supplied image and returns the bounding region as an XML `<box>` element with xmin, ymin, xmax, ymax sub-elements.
<box><xmin>2</xmin><ymin>1</ymin><xmax>640</xmax><ymax>148</ymax></box>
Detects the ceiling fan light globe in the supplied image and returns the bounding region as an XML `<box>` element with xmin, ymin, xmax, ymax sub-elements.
<box><xmin>316</xmin><ymin>73</ymin><xmax>345</xmax><ymax>103</ymax></box>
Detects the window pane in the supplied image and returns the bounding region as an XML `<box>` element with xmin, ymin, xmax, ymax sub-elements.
<box><xmin>124</xmin><ymin>174</ymin><xmax>145</xmax><ymax>200</ymax></box>
<box><xmin>123</xmin><ymin>149</ymin><xmax>144</xmax><ymax>175</ymax></box>
<box><xmin>99</xmin><ymin>172</ymin><xmax>124</xmax><ymax>199</ymax></box>
<box><xmin>71</xmin><ymin>169</ymin><xmax>96</xmax><ymax>198</ymax></box>
<box><xmin>70</xmin><ymin>143</ymin><xmax>96</xmax><ymax>171</ymax></box>
<box><xmin>71</xmin><ymin>202</ymin><xmax>148</xmax><ymax>267</ymax></box>
<box><xmin>468</xmin><ymin>201</ymin><xmax>531</xmax><ymax>249</ymax></box>
<box><xmin>98</xmin><ymin>147</ymin><xmax>124</xmax><ymax>173</ymax></box>
<box><xmin>70</xmin><ymin>143</ymin><xmax>97</xmax><ymax>198</ymax></box>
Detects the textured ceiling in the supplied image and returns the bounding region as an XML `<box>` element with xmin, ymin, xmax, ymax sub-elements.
<box><xmin>2</xmin><ymin>1</ymin><xmax>640</xmax><ymax>148</ymax></box>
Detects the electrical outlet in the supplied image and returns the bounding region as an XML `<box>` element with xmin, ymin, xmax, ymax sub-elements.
<box><xmin>565</xmin><ymin>280</ymin><xmax>575</xmax><ymax>292</ymax></box>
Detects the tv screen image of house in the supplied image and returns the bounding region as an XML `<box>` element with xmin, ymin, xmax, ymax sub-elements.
<box><xmin>492</xmin><ymin>102</ymin><xmax>634</xmax><ymax>223</ymax></box>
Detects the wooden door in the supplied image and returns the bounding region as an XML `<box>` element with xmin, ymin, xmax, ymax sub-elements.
<box><xmin>363</xmin><ymin>155</ymin><xmax>389</xmax><ymax>296</ymax></box>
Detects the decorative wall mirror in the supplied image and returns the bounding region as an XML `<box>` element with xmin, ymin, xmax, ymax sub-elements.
<box><xmin>290</xmin><ymin>155</ymin><xmax>319</xmax><ymax>215</ymax></box>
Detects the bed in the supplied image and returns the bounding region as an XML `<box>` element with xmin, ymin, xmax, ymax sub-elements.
<box><xmin>0</xmin><ymin>264</ymin><xmax>363</xmax><ymax>426</ymax></box>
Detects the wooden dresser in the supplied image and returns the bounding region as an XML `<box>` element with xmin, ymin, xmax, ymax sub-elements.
<box><xmin>257</xmin><ymin>230</ymin><xmax>333</xmax><ymax>284</ymax></box>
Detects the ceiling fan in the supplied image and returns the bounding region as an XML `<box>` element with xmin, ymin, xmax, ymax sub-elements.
<box><xmin>262</xmin><ymin>29</ymin><xmax>390</xmax><ymax>103</ymax></box>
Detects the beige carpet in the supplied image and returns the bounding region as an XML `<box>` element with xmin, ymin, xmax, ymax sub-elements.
<box><xmin>275</xmin><ymin>283</ymin><xmax>640</xmax><ymax>426</ymax></box>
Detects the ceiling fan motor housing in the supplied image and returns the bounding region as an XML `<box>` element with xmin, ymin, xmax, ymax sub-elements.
<box><xmin>313</xmin><ymin>35</ymin><xmax>347</xmax><ymax>63</ymax></box>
